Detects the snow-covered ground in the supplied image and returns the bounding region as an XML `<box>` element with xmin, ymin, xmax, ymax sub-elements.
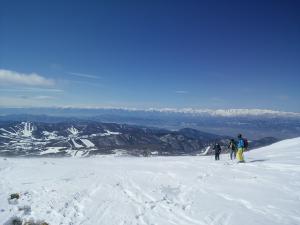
<box><xmin>1</xmin><ymin>138</ymin><xmax>300</xmax><ymax>225</ymax></box>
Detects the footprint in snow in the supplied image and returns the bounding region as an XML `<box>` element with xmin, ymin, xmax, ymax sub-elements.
<box><xmin>197</xmin><ymin>173</ymin><xmax>209</xmax><ymax>180</ymax></box>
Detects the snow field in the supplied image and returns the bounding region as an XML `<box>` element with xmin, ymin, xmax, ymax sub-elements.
<box><xmin>0</xmin><ymin>138</ymin><xmax>300</xmax><ymax>225</ymax></box>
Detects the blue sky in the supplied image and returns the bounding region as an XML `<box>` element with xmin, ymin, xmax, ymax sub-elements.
<box><xmin>0</xmin><ymin>0</ymin><xmax>299</xmax><ymax>111</ymax></box>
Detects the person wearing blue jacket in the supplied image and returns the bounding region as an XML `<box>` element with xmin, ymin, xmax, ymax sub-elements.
<box><xmin>237</xmin><ymin>134</ymin><xmax>245</xmax><ymax>163</ymax></box>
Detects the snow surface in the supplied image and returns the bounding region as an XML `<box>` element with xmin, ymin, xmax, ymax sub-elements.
<box><xmin>104</xmin><ymin>130</ymin><xmax>121</xmax><ymax>135</ymax></box>
<box><xmin>0</xmin><ymin>122</ymin><xmax>35</xmax><ymax>138</ymax></box>
<box><xmin>80</xmin><ymin>139</ymin><xmax>95</xmax><ymax>148</ymax></box>
<box><xmin>199</xmin><ymin>146</ymin><xmax>211</xmax><ymax>155</ymax></box>
<box><xmin>20</xmin><ymin>122</ymin><xmax>34</xmax><ymax>137</ymax></box>
<box><xmin>99</xmin><ymin>130</ymin><xmax>121</xmax><ymax>136</ymax></box>
<box><xmin>42</xmin><ymin>131</ymin><xmax>58</xmax><ymax>140</ymax></box>
<box><xmin>40</xmin><ymin>147</ymin><xmax>64</xmax><ymax>155</ymax></box>
<box><xmin>89</xmin><ymin>130</ymin><xmax>121</xmax><ymax>137</ymax></box>
<box><xmin>1</xmin><ymin>138</ymin><xmax>300</xmax><ymax>225</ymax></box>
<box><xmin>68</xmin><ymin>126</ymin><xmax>79</xmax><ymax>136</ymax></box>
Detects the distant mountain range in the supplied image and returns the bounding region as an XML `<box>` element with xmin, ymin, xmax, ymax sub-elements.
<box><xmin>0</xmin><ymin>107</ymin><xmax>300</xmax><ymax>139</ymax></box>
<box><xmin>0</xmin><ymin>121</ymin><xmax>277</xmax><ymax>157</ymax></box>
<box><xmin>1</xmin><ymin>107</ymin><xmax>299</xmax><ymax>118</ymax></box>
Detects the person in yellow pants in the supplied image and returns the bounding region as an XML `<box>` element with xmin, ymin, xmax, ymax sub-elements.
<box><xmin>236</xmin><ymin>148</ymin><xmax>244</xmax><ymax>162</ymax></box>
<box><xmin>237</xmin><ymin>134</ymin><xmax>245</xmax><ymax>163</ymax></box>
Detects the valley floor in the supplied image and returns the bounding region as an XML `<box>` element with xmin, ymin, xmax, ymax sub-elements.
<box><xmin>1</xmin><ymin>138</ymin><xmax>300</xmax><ymax>225</ymax></box>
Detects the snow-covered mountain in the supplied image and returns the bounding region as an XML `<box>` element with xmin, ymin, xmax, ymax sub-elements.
<box><xmin>142</xmin><ymin>108</ymin><xmax>300</xmax><ymax>117</ymax></box>
<box><xmin>0</xmin><ymin>121</ymin><xmax>277</xmax><ymax>157</ymax></box>
<box><xmin>2</xmin><ymin>107</ymin><xmax>299</xmax><ymax>118</ymax></box>
<box><xmin>1</xmin><ymin>108</ymin><xmax>300</xmax><ymax>139</ymax></box>
<box><xmin>0</xmin><ymin>121</ymin><xmax>229</xmax><ymax>157</ymax></box>
<box><xmin>1</xmin><ymin>137</ymin><xmax>299</xmax><ymax>225</ymax></box>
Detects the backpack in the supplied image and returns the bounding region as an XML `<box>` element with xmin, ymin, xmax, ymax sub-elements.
<box><xmin>228</xmin><ymin>141</ymin><xmax>236</xmax><ymax>150</ymax></box>
<box><xmin>243</xmin><ymin>138</ymin><xmax>249</xmax><ymax>149</ymax></box>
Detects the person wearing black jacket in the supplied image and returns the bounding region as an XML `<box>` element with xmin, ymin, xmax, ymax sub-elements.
<box><xmin>228</xmin><ymin>139</ymin><xmax>237</xmax><ymax>160</ymax></box>
<box><xmin>213</xmin><ymin>143</ymin><xmax>221</xmax><ymax>160</ymax></box>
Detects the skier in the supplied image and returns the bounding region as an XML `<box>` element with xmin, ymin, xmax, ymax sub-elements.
<box><xmin>237</xmin><ymin>134</ymin><xmax>245</xmax><ymax>163</ymax></box>
<box><xmin>228</xmin><ymin>139</ymin><xmax>237</xmax><ymax>160</ymax></box>
<box><xmin>213</xmin><ymin>143</ymin><xmax>221</xmax><ymax>160</ymax></box>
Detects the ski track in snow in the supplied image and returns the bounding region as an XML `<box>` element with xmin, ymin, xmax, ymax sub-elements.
<box><xmin>1</xmin><ymin>138</ymin><xmax>300</xmax><ymax>225</ymax></box>
<box><xmin>80</xmin><ymin>139</ymin><xmax>95</xmax><ymax>148</ymax></box>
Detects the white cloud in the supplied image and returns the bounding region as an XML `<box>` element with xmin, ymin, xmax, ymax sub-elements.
<box><xmin>0</xmin><ymin>69</ymin><xmax>54</xmax><ymax>86</ymax></box>
<box><xmin>33</xmin><ymin>95</ymin><xmax>56</xmax><ymax>100</ymax></box>
<box><xmin>67</xmin><ymin>72</ymin><xmax>100</xmax><ymax>79</ymax></box>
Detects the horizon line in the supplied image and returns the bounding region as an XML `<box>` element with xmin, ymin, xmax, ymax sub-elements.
<box><xmin>0</xmin><ymin>106</ymin><xmax>299</xmax><ymax>117</ymax></box>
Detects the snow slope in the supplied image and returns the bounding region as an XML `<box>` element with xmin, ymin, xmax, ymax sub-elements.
<box><xmin>68</xmin><ymin>126</ymin><xmax>79</xmax><ymax>136</ymax></box>
<box><xmin>20</xmin><ymin>122</ymin><xmax>34</xmax><ymax>137</ymax></box>
<box><xmin>0</xmin><ymin>138</ymin><xmax>300</xmax><ymax>225</ymax></box>
<box><xmin>80</xmin><ymin>139</ymin><xmax>95</xmax><ymax>148</ymax></box>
